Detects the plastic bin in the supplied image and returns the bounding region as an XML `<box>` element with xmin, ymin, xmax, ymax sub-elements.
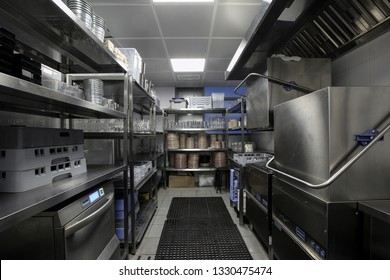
<box><xmin>42</xmin><ymin>80</ymin><xmax>83</xmax><ymax>99</ymax></box>
<box><xmin>169</xmin><ymin>98</ymin><xmax>187</xmax><ymax>109</ymax></box>
<box><xmin>212</xmin><ymin>93</ymin><xmax>225</xmax><ymax>108</ymax></box>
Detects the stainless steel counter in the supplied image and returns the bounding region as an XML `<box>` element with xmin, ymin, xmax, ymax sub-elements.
<box><xmin>0</xmin><ymin>164</ymin><xmax>126</xmax><ymax>232</ymax></box>
<box><xmin>358</xmin><ymin>200</ymin><xmax>390</xmax><ymax>223</ymax></box>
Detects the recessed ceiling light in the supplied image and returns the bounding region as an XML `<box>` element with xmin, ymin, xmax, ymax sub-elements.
<box><xmin>171</xmin><ymin>59</ymin><xmax>205</xmax><ymax>72</ymax></box>
<box><xmin>154</xmin><ymin>0</ymin><xmax>214</xmax><ymax>3</ymax></box>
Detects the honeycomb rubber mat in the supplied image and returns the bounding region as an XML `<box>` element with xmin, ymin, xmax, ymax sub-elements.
<box><xmin>155</xmin><ymin>197</ymin><xmax>253</xmax><ymax>260</ymax></box>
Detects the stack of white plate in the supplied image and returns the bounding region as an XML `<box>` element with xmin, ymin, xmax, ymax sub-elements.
<box><xmin>67</xmin><ymin>0</ymin><xmax>93</xmax><ymax>30</ymax></box>
<box><xmin>167</xmin><ymin>133</ymin><xmax>179</xmax><ymax>149</ymax></box>
<box><xmin>83</xmin><ymin>79</ymin><xmax>104</xmax><ymax>105</ymax></box>
<box><xmin>92</xmin><ymin>13</ymin><xmax>105</xmax><ymax>42</ymax></box>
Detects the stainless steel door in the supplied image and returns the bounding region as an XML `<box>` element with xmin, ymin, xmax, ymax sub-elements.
<box><xmin>56</xmin><ymin>190</ymin><xmax>119</xmax><ymax>260</ymax></box>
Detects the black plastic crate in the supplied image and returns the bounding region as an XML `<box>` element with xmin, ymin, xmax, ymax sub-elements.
<box><xmin>13</xmin><ymin>54</ymin><xmax>42</xmax><ymax>85</ymax></box>
<box><xmin>13</xmin><ymin>54</ymin><xmax>41</xmax><ymax>74</ymax></box>
<box><xmin>0</xmin><ymin>56</ymin><xmax>13</xmax><ymax>75</ymax></box>
<box><xmin>0</xmin><ymin>28</ymin><xmax>15</xmax><ymax>50</ymax></box>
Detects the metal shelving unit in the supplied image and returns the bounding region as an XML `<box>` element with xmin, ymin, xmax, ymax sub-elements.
<box><xmin>165</xmin><ymin>108</ymin><xmax>226</xmax><ymax>114</ymax></box>
<box><xmin>0</xmin><ymin>73</ymin><xmax>125</xmax><ymax>119</ymax></box>
<box><xmin>165</xmin><ymin>167</ymin><xmax>217</xmax><ymax>172</ymax></box>
<box><xmin>166</xmin><ymin>128</ymin><xmax>226</xmax><ymax>132</ymax></box>
<box><xmin>0</xmin><ymin>0</ymin><xmax>127</xmax><ymax>73</ymax></box>
<box><xmin>133</xmin><ymin>200</ymin><xmax>158</xmax><ymax>245</ymax></box>
<box><xmin>0</xmin><ymin>1</ymin><xmax>129</xmax><ymax>260</ymax></box>
<box><xmin>227</xmin><ymin>98</ymin><xmax>247</xmax><ymax>226</ymax></box>
<box><xmin>128</xmin><ymin>81</ymin><xmax>158</xmax><ymax>254</ymax></box>
<box><xmin>164</xmin><ymin>107</ymin><xmax>228</xmax><ymax>188</ymax></box>
<box><xmin>168</xmin><ymin>148</ymin><xmax>227</xmax><ymax>152</ymax></box>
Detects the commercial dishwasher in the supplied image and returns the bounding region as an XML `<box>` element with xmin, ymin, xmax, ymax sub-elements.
<box><xmin>0</xmin><ymin>180</ymin><xmax>120</xmax><ymax>260</ymax></box>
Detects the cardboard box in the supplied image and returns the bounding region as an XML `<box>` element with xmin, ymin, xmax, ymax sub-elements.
<box><xmin>169</xmin><ymin>175</ymin><xmax>195</xmax><ymax>188</ymax></box>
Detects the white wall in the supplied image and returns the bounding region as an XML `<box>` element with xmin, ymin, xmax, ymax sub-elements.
<box><xmin>332</xmin><ymin>30</ymin><xmax>390</xmax><ymax>86</ymax></box>
<box><xmin>154</xmin><ymin>87</ymin><xmax>175</xmax><ymax>109</ymax></box>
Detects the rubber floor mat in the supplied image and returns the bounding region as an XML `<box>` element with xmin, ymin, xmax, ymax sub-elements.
<box><xmin>155</xmin><ymin>197</ymin><xmax>252</xmax><ymax>260</ymax></box>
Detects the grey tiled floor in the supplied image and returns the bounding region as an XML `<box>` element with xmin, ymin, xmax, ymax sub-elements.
<box><xmin>129</xmin><ymin>186</ymin><xmax>269</xmax><ymax>260</ymax></box>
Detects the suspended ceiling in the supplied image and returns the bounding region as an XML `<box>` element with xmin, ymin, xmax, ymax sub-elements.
<box><xmin>89</xmin><ymin>0</ymin><xmax>262</xmax><ymax>88</ymax></box>
<box><xmin>89</xmin><ymin>0</ymin><xmax>390</xmax><ymax>88</ymax></box>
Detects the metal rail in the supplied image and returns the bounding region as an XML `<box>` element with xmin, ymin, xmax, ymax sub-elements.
<box><xmin>266</xmin><ymin>120</ymin><xmax>390</xmax><ymax>189</ymax></box>
<box><xmin>233</xmin><ymin>73</ymin><xmax>316</xmax><ymax>96</ymax></box>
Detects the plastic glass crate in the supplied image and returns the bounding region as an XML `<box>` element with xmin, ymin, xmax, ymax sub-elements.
<box><xmin>42</xmin><ymin>80</ymin><xmax>83</xmax><ymax>99</ymax></box>
<box><xmin>0</xmin><ymin>144</ymin><xmax>84</xmax><ymax>171</ymax></box>
<box><xmin>189</xmin><ymin>96</ymin><xmax>212</xmax><ymax>109</ymax></box>
<box><xmin>0</xmin><ymin>158</ymin><xmax>87</xmax><ymax>192</ymax></box>
<box><xmin>233</xmin><ymin>153</ymin><xmax>272</xmax><ymax>166</ymax></box>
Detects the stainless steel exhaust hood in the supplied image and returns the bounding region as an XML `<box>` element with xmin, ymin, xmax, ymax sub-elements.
<box><xmin>226</xmin><ymin>0</ymin><xmax>390</xmax><ymax>80</ymax></box>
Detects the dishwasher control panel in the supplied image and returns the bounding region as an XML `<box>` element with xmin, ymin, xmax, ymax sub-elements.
<box><xmin>82</xmin><ymin>187</ymin><xmax>105</xmax><ymax>207</ymax></box>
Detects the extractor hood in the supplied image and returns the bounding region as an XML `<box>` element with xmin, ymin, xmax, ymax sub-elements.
<box><xmin>226</xmin><ymin>0</ymin><xmax>390</xmax><ymax>80</ymax></box>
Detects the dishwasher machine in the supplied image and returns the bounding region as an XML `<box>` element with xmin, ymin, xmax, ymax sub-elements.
<box><xmin>267</xmin><ymin>87</ymin><xmax>390</xmax><ymax>259</ymax></box>
<box><xmin>0</xmin><ymin>180</ymin><xmax>120</xmax><ymax>260</ymax></box>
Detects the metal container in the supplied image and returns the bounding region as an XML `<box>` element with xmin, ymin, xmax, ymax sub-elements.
<box><xmin>246</xmin><ymin>57</ymin><xmax>331</xmax><ymax>129</ymax></box>
<box><xmin>270</xmin><ymin>86</ymin><xmax>390</xmax><ymax>259</ymax></box>
<box><xmin>273</xmin><ymin>87</ymin><xmax>390</xmax><ymax>201</ymax></box>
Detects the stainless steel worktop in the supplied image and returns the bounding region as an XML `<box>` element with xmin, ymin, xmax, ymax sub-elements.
<box><xmin>358</xmin><ymin>200</ymin><xmax>390</xmax><ymax>223</ymax></box>
<box><xmin>0</xmin><ymin>164</ymin><xmax>126</xmax><ymax>232</ymax></box>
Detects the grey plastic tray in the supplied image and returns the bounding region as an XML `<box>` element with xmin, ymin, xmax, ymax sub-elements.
<box><xmin>0</xmin><ymin>127</ymin><xmax>84</xmax><ymax>149</ymax></box>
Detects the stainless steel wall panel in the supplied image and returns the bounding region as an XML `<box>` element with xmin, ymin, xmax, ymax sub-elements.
<box><xmin>246</xmin><ymin>74</ymin><xmax>269</xmax><ymax>129</ymax></box>
<box><xmin>274</xmin><ymin>86</ymin><xmax>390</xmax><ymax>201</ymax></box>
<box><xmin>246</xmin><ymin>57</ymin><xmax>331</xmax><ymax>129</ymax></box>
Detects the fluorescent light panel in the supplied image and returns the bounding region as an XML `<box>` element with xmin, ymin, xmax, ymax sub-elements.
<box><xmin>154</xmin><ymin>0</ymin><xmax>214</xmax><ymax>3</ymax></box>
<box><xmin>171</xmin><ymin>59</ymin><xmax>205</xmax><ymax>72</ymax></box>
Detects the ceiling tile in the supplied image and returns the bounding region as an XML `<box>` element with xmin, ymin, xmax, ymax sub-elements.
<box><xmin>147</xmin><ymin>72</ymin><xmax>175</xmax><ymax>82</ymax></box>
<box><xmin>165</xmin><ymin>39</ymin><xmax>209</xmax><ymax>58</ymax></box>
<box><xmin>175</xmin><ymin>81</ymin><xmax>204</xmax><ymax>88</ymax></box>
<box><xmin>175</xmin><ymin>72</ymin><xmax>204</xmax><ymax>81</ymax></box>
<box><xmin>155</xmin><ymin>5</ymin><xmax>214</xmax><ymax>37</ymax></box>
<box><xmin>204</xmin><ymin>71</ymin><xmax>226</xmax><ymax>81</ymax></box>
<box><xmin>213</xmin><ymin>4</ymin><xmax>260</xmax><ymax>37</ymax></box>
<box><xmin>92</xmin><ymin>5</ymin><xmax>160</xmax><ymax>37</ymax></box>
<box><xmin>205</xmin><ymin>58</ymin><xmax>231</xmax><ymax>71</ymax></box>
<box><xmin>143</xmin><ymin>58</ymin><xmax>172</xmax><ymax>73</ymax></box>
<box><xmin>218</xmin><ymin>0</ymin><xmax>261</xmax><ymax>3</ymax></box>
<box><xmin>116</xmin><ymin>39</ymin><xmax>166</xmax><ymax>58</ymax></box>
<box><xmin>208</xmin><ymin>39</ymin><xmax>242</xmax><ymax>58</ymax></box>
<box><xmin>154</xmin><ymin>81</ymin><xmax>176</xmax><ymax>87</ymax></box>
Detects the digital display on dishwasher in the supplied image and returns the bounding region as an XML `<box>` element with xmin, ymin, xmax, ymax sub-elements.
<box><xmin>89</xmin><ymin>190</ymin><xmax>100</xmax><ymax>203</ymax></box>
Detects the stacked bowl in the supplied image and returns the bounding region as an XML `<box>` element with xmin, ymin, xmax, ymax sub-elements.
<box><xmin>67</xmin><ymin>0</ymin><xmax>93</xmax><ymax>31</ymax></box>
<box><xmin>92</xmin><ymin>13</ymin><xmax>105</xmax><ymax>42</ymax></box>
<box><xmin>83</xmin><ymin>79</ymin><xmax>104</xmax><ymax>105</ymax></box>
